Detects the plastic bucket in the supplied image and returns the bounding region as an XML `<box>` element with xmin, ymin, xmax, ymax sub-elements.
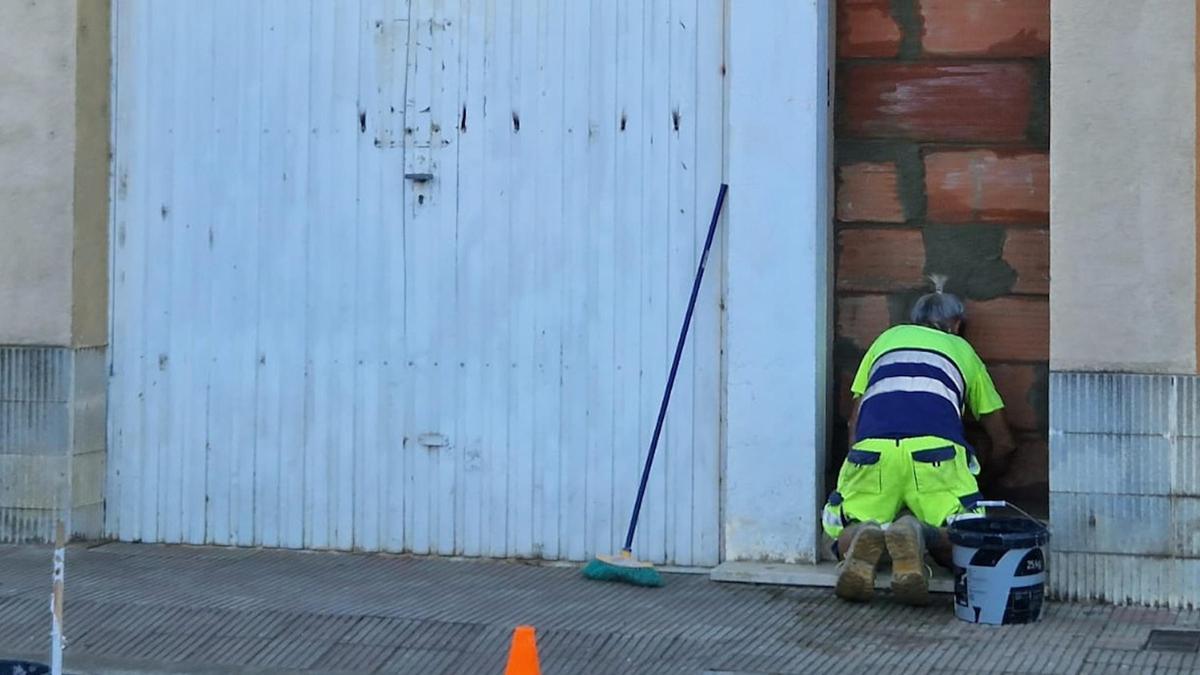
<box><xmin>0</xmin><ymin>662</ymin><xmax>50</xmax><ymax>675</ymax></box>
<box><xmin>949</xmin><ymin>510</ymin><xmax>1050</xmax><ymax>625</ymax></box>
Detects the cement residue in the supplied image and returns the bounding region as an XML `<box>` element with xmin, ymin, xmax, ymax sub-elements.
<box><xmin>921</xmin><ymin>224</ymin><xmax>1017</xmax><ymax>300</ymax></box>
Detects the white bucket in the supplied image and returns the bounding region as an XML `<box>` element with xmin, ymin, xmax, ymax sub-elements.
<box><xmin>948</xmin><ymin>503</ymin><xmax>1050</xmax><ymax>625</ymax></box>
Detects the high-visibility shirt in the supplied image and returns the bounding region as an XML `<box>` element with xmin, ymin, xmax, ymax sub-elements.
<box><xmin>850</xmin><ymin>324</ymin><xmax>1004</xmax><ymax>448</ymax></box>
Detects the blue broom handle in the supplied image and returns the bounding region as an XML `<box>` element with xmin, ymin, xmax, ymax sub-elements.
<box><xmin>623</xmin><ymin>183</ymin><xmax>728</xmax><ymax>553</ymax></box>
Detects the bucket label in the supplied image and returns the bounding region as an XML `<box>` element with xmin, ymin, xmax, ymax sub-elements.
<box><xmin>1002</xmin><ymin>583</ymin><xmax>1044</xmax><ymax>625</ymax></box>
<box><xmin>1015</xmin><ymin>548</ymin><xmax>1044</xmax><ymax>576</ymax></box>
<box><xmin>953</xmin><ymin>545</ymin><xmax>1046</xmax><ymax>625</ymax></box>
<box><xmin>954</xmin><ymin>567</ymin><xmax>969</xmax><ymax>608</ymax></box>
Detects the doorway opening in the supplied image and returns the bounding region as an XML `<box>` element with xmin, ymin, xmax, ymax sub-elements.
<box><xmin>827</xmin><ymin>1</ymin><xmax>1051</xmax><ymax>532</ymax></box>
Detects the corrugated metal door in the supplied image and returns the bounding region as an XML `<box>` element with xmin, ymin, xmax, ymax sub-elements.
<box><xmin>109</xmin><ymin>0</ymin><xmax>724</xmax><ymax>565</ymax></box>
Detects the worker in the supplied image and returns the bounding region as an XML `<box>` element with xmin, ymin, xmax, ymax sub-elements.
<box><xmin>822</xmin><ymin>276</ymin><xmax>1015</xmax><ymax>605</ymax></box>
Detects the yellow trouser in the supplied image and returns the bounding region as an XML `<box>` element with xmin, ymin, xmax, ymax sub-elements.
<box><xmin>822</xmin><ymin>436</ymin><xmax>983</xmax><ymax>540</ymax></box>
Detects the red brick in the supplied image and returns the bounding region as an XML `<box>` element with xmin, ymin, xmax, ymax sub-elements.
<box><xmin>998</xmin><ymin>435</ymin><xmax>1049</xmax><ymax>489</ymax></box>
<box><xmin>838</xmin><ymin>0</ymin><xmax>902</xmax><ymax>58</ymax></box>
<box><xmin>836</xmin><ymin>228</ymin><xmax>925</xmax><ymax>292</ymax></box>
<box><xmin>919</xmin><ymin>0</ymin><xmax>1049</xmax><ymax>58</ymax></box>
<box><xmin>837</xmin><ymin>162</ymin><xmax>906</xmax><ymax>223</ymax></box>
<box><xmin>839</xmin><ymin>63</ymin><xmax>1034</xmax><ymax>142</ymax></box>
<box><xmin>963</xmin><ymin>297</ymin><xmax>1048</xmax><ymax>362</ymax></box>
<box><xmin>925</xmin><ymin>151</ymin><xmax>1049</xmax><ymax>224</ymax></box>
<box><xmin>1004</xmin><ymin>228</ymin><xmax>1050</xmax><ymax>295</ymax></box>
<box><xmin>837</xmin><ymin>294</ymin><xmax>894</xmax><ymax>351</ymax></box>
<box><xmin>988</xmin><ymin>364</ymin><xmax>1042</xmax><ymax>431</ymax></box>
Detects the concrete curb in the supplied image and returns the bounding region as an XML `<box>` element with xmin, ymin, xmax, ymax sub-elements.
<box><xmin>709</xmin><ymin>561</ymin><xmax>956</xmax><ymax>594</ymax></box>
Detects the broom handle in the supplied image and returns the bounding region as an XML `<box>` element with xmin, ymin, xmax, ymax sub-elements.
<box><xmin>623</xmin><ymin>183</ymin><xmax>728</xmax><ymax>553</ymax></box>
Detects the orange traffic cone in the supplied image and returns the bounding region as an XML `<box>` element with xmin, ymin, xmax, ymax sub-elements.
<box><xmin>504</xmin><ymin>625</ymin><xmax>541</xmax><ymax>675</ymax></box>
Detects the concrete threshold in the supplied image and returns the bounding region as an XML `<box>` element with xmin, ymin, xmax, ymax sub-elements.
<box><xmin>710</xmin><ymin>560</ymin><xmax>955</xmax><ymax>594</ymax></box>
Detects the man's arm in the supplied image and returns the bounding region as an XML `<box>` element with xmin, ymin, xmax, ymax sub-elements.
<box><xmin>979</xmin><ymin>409</ymin><xmax>1016</xmax><ymax>479</ymax></box>
<box><xmin>847</xmin><ymin>398</ymin><xmax>860</xmax><ymax>450</ymax></box>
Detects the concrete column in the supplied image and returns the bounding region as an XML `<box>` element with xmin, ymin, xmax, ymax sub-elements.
<box><xmin>0</xmin><ymin>0</ymin><xmax>110</xmax><ymax>542</ymax></box>
<box><xmin>721</xmin><ymin>0</ymin><xmax>833</xmax><ymax>563</ymax></box>
<box><xmin>1050</xmin><ymin>0</ymin><xmax>1199</xmax><ymax>606</ymax></box>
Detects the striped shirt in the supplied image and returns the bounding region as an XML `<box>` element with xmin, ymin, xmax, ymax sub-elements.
<box><xmin>851</xmin><ymin>324</ymin><xmax>1004</xmax><ymax>448</ymax></box>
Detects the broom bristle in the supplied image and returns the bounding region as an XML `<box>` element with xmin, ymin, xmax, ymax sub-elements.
<box><xmin>581</xmin><ymin>557</ymin><xmax>664</xmax><ymax>587</ymax></box>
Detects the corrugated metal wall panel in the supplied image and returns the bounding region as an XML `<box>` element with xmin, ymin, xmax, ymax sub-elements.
<box><xmin>109</xmin><ymin>0</ymin><xmax>724</xmax><ymax>565</ymax></box>
<box><xmin>1050</xmin><ymin>371</ymin><xmax>1174</xmax><ymax>436</ymax></box>
<box><xmin>0</xmin><ymin>347</ymin><xmax>71</xmax><ymax>456</ymax></box>
<box><xmin>0</xmin><ymin>345</ymin><xmax>103</xmax><ymax>543</ymax></box>
<box><xmin>1050</xmin><ymin>371</ymin><xmax>1200</xmax><ymax>606</ymax></box>
<box><xmin>0</xmin><ymin>347</ymin><xmax>71</xmax><ymax>403</ymax></box>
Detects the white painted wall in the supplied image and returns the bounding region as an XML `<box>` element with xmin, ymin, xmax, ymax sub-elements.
<box><xmin>108</xmin><ymin>0</ymin><xmax>833</xmax><ymax>564</ymax></box>
<box><xmin>1051</xmin><ymin>0</ymin><xmax>1198</xmax><ymax>373</ymax></box>
<box><xmin>0</xmin><ymin>1</ymin><xmax>77</xmax><ymax>345</ymax></box>
<box><xmin>0</xmin><ymin>0</ymin><xmax>110</xmax><ymax>547</ymax></box>
<box><xmin>723</xmin><ymin>0</ymin><xmax>832</xmax><ymax>563</ymax></box>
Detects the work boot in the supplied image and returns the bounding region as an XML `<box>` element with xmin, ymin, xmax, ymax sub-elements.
<box><xmin>835</xmin><ymin>522</ymin><xmax>886</xmax><ymax>603</ymax></box>
<box><xmin>886</xmin><ymin>515</ymin><xmax>930</xmax><ymax>606</ymax></box>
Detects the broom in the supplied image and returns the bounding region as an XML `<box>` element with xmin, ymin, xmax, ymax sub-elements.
<box><xmin>583</xmin><ymin>183</ymin><xmax>728</xmax><ymax>587</ymax></box>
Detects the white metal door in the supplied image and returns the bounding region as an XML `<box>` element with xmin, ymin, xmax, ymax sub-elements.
<box><xmin>109</xmin><ymin>0</ymin><xmax>724</xmax><ymax>565</ymax></box>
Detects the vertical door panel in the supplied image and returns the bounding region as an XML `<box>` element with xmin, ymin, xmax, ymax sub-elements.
<box><xmin>109</xmin><ymin>0</ymin><xmax>724</xmax><ymax>565</ymax></box>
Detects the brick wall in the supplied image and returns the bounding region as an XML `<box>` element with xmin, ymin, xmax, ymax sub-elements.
<box><xmin>833</xmin><ymin>0</ymin><xmax>1050</xmax><ymax>511</ymax></box>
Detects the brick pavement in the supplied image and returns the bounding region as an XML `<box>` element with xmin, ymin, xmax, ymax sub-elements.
<box><xmin>1</xmin><ymin>544</ymin><xmax>1196</xmax><ymax>674</ymax></box>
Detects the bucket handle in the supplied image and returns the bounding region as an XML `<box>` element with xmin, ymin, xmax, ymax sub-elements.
<box><xmin>975</xmin><ymin>500</ymin><xmax>1049</xmax><ymax>531</ymax></box>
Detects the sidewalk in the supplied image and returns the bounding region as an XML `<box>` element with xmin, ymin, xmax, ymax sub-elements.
<box><xmin>1</xmin><ymin>543</ymin><xmax>1197</xmax><ymax>674</ymax></box>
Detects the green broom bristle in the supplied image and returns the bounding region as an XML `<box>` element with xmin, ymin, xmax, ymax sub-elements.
<box><xmin>581</xmin><ymin>557</ymin><xmax>664</xmax><ymax>587</ymax></box>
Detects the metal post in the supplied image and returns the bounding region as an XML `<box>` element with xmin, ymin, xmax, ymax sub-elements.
<box><xmin>50</xmin><ymin>520</ymin><xmax>65</xmax><ymax>675</ymax></box>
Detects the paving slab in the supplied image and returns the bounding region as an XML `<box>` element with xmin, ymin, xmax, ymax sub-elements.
<box><xmin>0</xmin><ymin>543</ymin><xmax>1194</xmax><ymax>674</ymax></box>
